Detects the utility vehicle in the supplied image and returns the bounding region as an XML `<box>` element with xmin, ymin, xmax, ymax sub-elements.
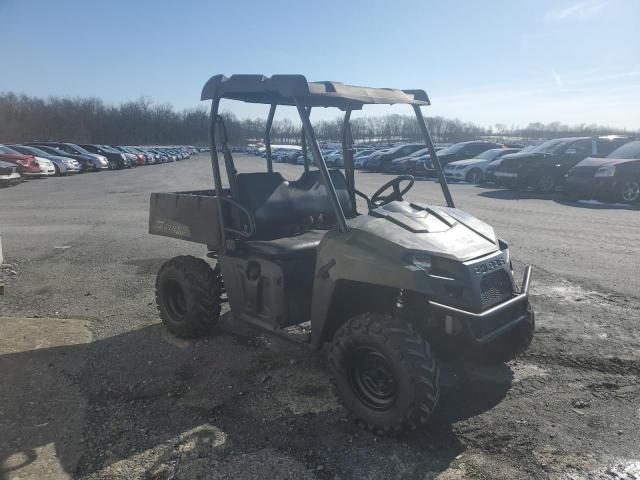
<box><xmin>149</xmin><ymin>74</ymin><xmax>535</xmax><ymax>433</ymax></box>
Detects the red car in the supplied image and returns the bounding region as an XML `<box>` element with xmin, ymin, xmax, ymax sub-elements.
<box><xmin>0</xmin><ymin>145</ymin><xmax>41</xmax><ymax>177</ymax></box>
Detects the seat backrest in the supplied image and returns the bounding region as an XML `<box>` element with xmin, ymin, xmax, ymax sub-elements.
<box><xmin>235</xmin><ymin>169</ymin><xmax>354</xmax><ymax>240</ymax></box>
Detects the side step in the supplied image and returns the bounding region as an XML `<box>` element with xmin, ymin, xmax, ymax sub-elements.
<box><xmin>239</xmin><ymin>316</ymin><xmax>311</xmax><ymax>346</ymax></box>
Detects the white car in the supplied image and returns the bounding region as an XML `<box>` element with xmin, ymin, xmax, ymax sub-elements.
<box><xmin>34</xmin><ymin>157</ymin><xmax>56</xmax><ymax>177</ymax></box>
<box><xmin>444</xmin><ymin>148</ymin><xmax>521</xmax><ymax>184</ymax></box>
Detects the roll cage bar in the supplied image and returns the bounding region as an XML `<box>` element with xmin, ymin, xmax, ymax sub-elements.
<box><xmin>203</xmin><ymin>74</ymin><xmax>454</xmax><ymax>252</ymax></box>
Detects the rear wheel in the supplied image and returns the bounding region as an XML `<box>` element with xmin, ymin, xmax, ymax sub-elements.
<box><xmin>466</xmin><ymin>168</ymin><xmax>483</xmax><ymax>184</ymax></box>
<box><xmin>535</xmin><ymin>173</ymin><xmax>555</xmax><ymax>193</ymax></box>
<box><xmin>328</xmin><ymin>313</ymin><xmax>440</xmax><ymax>434</ymax></box>
<box><xmin>620</xmin><ymin>179</ymin><xmax>640</xmax><ymax>204</ymax></box>
<box><xmin>156</xmin><ymin>255</ymin><xmax>223</xmax><ymax>338</ymax></box>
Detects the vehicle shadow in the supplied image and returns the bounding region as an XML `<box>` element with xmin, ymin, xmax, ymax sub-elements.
<box><xmin>0</xmin><ymin>316</ymin><xmax>514</xmax><ymax>479</ymax></box>
<box><xmin>552</xmin><ymin>198</ymin><xmax>639</xmax><ymax>210</ymax></box>
<box><xmin>477</xmin><ymin>188</ymin><xmax>557</xmax><ymax>201</ymax></box>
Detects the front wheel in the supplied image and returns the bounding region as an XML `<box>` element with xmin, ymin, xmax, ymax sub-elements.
<box><xmin>328</xmin><ymin>313</ymin><xmax>440</xmax><ymax>434</ymax></box>
<box><xmin>620</xmin><ymin>179</ymin><xmax>640</xmax><ymax>204</ymax></box>
<box><xmin>466</xmin><ymin>168</ymin><xmax>483</xmax><ymax>184</ymax></box>
<box><xmin>535</xmin><ymin>173</ymin><xmax>555</xmax><ymax>194</ymax></box>
<box><xmin>156</xmin><ymin>255</ymin><xmax>224</xmax><ymax>338</ymax></box>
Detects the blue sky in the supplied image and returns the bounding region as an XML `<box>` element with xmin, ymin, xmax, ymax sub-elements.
<box><xmin>1</xmin><ymin>0</ymin><xmax>638</xmax><ymax>128</ymax></box>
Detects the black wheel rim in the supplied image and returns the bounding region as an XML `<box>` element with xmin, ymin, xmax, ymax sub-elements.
<box><xmin>538</xmin><ymin>175</ymin><xmax>554</xmax><ymax>192</ymax></box>
<box><xmin>622</xmin><ymin>181</ymin><xmax>639</xmax><ymax>202</ymax></box>
<box><xmin>164</xmin><ymin>279</ymin><xmax>187</xmax><ymax>321</ymax></box>
<box><xmin>349</xmin><ymin>346</ymin><xmax>397</xmax><ymax>410</ymax></box>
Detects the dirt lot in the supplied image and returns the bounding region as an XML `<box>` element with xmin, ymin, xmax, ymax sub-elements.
<box><xmin>1</xmin><ymin>153</ymin><xmax>639</xmax><ymax>479</ymax></box>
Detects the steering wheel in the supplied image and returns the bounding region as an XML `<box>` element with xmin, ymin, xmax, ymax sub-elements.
<box><xmin>371</xmin><ymin>175</ymin><xmax>415</xmax><ymax>207</ymax></box>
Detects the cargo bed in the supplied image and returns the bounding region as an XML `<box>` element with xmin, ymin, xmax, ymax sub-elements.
<box><xmin>149</xmin><ymin>190</ymin><xmax>227</xmax><ymax>249</ymax></box>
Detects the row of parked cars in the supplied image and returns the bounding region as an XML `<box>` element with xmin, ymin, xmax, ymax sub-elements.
<box><xmin>249</xmin><ymin>136</ymin><xmax>640</xmax><ymax>205</ymax></box>
<box><xmin>0</xmin><ymin>142</ymin><xmax>200</xmax><ymax>188</ymax></box>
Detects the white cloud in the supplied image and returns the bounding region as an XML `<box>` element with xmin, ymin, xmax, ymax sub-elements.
<box><xmin>552</xmin><ymin>70</ymin><xmax>564</xmax><ymax>86</ymax></box>
<box><xmin>546</xmin><ymin>0</ymin><xmax>609</xmax><ymax>21</ymax></box>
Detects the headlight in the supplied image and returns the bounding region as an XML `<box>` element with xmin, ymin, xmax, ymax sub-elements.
<box><xmin>411</xmin><ymin>254</ymin><xmax>432</xmax><ymax>272</ymax></box>
<box><xmin>64</xmin><ymin>160</ymin><xmax>73</xmax><ymax>166</ymax></box>
<box><xmin>120</xmin><ymin>154</ymin><xmax>127</xmax><ymax>160</ymax></box>
<box><xmin>594</xmin><ymin>164</ymin><xmax>616</xmax><ymax>177</ymax></box>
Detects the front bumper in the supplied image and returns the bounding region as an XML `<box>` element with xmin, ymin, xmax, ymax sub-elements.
<box><xmin>444</xmin><ymin>169</ymin><xmax>466</xmax><ymax>180</ymax></box>
<box><xmin>493</xmin><ymin>171</ymin><xmax>523</xmax><ymax>186</ymax></box>
<box><xmin>0</xmin><ymin>172</ymin><xmax>22</xmax><ymax>185</ymax></box>
<box><xmin>428</xmin><ymin>266</ymin><xmax>532</xmax><ymax>344</ymax></box>
<box><xmin>565</xmin><ymin>175</ymin><xmax>619</xmax><ymax>200</ymax></box>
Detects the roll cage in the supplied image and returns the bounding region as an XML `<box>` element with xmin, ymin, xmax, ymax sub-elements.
<box><xmin>201</xmin><ymin>74</ymin><xmax>454</xmax><ymax>254</ymax></box>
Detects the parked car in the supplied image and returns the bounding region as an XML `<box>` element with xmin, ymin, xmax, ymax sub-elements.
<box><xmin>494</xmin><ymin>136</ymin><xmax>631</xmax><ymax>193</ymax></box>
<box><xmin>564</xmin><ymin>140</ymin><xmax>640</xmax><ymax>204</ymax></box>
<box><xmin>109</xmin><ymin>146</ymin><xmax>139</xmax><ymax>167</ymax></box>
<box><xmin>444</xmin><ymin>148</ymin><xmax>521</xmax><ymax>184</ymax></box>
<box><xmin>417</xmin><ymin>141</ymin><xmax>503</xmax><ymax>176</ymax></box>
<box><xmin>0</xmin><ymin>160</ymin><xmax>22</xmax><ymax>187</ymax></box>
<box><xmin>10</xmin><ymin>145</ymin><xmax>81</xmax><ymax>176</ymax></box>
<box><xmin>129</xmin><ymin>147</ymin><xmax>157</xmax><ymax>164</ymax></box>
<box><xmin>114</xmin><ymin>146</ymin><xmax>145</xmax><ymax>166</ymax></box>
<box><xmin>386</xmin><ymin>148</ymin><xmax>430</xmax><ymax>174</ymax></box>
<box><xmin>355</xmin><ymin>149</ymin><xmax>384</xmax><ymax>168</ymax></box>
<box><xmin>149</xmin><ymin>148</ymin><xmax>171</xmax><ymax>163</ymax></box>
<box><xmin>324</xmin><ymin>150</ymin><xmax>343</xmax><ymax>167</ymax></box>
<box><xmin>79</xmin><ymin>144</ymin><xmax>130</xmax><ymax>169</ymax></box>
<box><xmin>0</xmin><ymin>145</ymin><xmax>46</xmax><ymax>177</ymax></box>
<box><xmin>363</xmin><ymin>144</ymin><xmax>425</xmax><ymax>172</ymax></box>
<box><xmin>485</xmin><ymin>146</ymin><xmax>535</xmax><ymax>183</ymax></box>
<box><xmin>28</xmin><ymin>142</ymin><xmax>109</xmax><ymax>171</ymax></box>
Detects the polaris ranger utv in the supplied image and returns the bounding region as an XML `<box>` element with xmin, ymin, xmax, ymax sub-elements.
<box><xmin>149</xmin><ymin>74</ymin><xmax>534</xmax><ymax>433</ymax></box>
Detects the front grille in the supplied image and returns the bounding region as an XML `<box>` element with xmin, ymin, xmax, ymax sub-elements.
<box><xmin>0</xmin><ymin>166</ymin><xmax>16</xmax><ymax>175</ymax></box>
<box><xmin>480</xmin><ymin>270</ymin><xmax>513</xmax><ymax>309</ymax></box>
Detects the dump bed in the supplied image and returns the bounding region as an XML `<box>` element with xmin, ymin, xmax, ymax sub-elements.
<box><xmin>149</xmin><ymin>190</ymin><xmax>224</xmax><ymax>248</ymax></box>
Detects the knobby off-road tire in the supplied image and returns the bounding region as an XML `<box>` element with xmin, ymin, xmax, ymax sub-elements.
<box><xmin>482</xmin><ymin>304</ymin><xmax>535</xmax><ymax>362</ymax></box>
<box><xmin>328</xmin><ymin>313</ymin><xmax>440</xmax><ymax>434</ymax></box>
<box><xmin>156</xmin><ymin>255</ymin><xmax>223</xmax><ymax>338</ymax></box>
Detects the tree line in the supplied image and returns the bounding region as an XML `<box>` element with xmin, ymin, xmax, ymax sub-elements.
<box><xmin>1</xmin><ymin>92</ymin><xmax>636</xmax><ymax>146</ymax></box>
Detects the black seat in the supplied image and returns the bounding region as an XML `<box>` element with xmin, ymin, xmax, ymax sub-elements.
<box><xmin>244</xmin><ymin>229</ymin><xmax>326</xmax><ymax>258</ymax></box>
<box><xmin>235</xmin><ymin>169</ymin><xmax>354</xmax><ymax>241</ymax></box>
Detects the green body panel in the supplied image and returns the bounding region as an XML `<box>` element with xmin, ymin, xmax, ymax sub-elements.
<box><xmin>309</xmin><ymin>201</ymin><xmax>503</xmax><ymax>347</ymax></box>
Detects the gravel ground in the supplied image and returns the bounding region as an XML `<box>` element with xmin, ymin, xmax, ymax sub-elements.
<box><xmin>0</xmin><ymin>153</ymin><xmax>639</xmax><ymax>479</ymax></box>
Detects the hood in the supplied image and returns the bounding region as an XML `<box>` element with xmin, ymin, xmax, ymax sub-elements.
<box><xmin>446</xmin><ymin>158</ymin><xmax>485</xmax><ymax>168</ymax></box>
<box><xmin>48</xmin><ymin>155</ymin><xmax>77</xmax><ymax>163</ymax></box>
<box><xmin>574</xmin><ymin>156</ymin><xmax>638</xmax><ymax>168</ymax></box>
<box><xmin>0</xmin><ymin>152</ymin><xmax>33</xmax><ymax>161</ymax></box>
<box><xmin>350</xmin><ymin>201</ymin><xmax>498</xmax><ymax>261</ymax></box>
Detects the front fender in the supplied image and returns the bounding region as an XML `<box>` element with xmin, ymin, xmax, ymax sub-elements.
<box><xmin>309</xmin><ymin>229</ymin><xmax>434</xmax><ymax>348</ymax></box>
